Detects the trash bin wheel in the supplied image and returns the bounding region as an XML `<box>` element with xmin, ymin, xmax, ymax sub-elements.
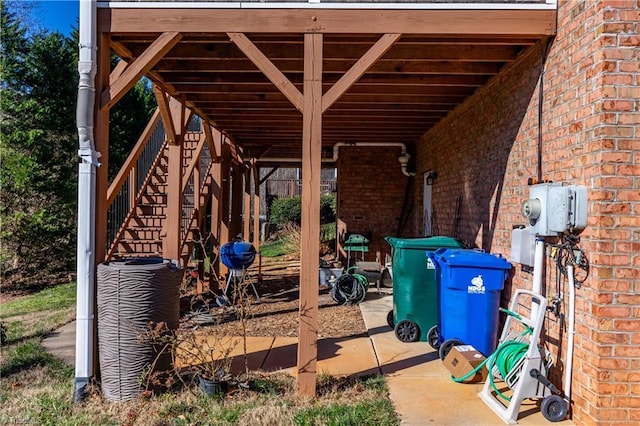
<box><xmin>395</xmin><ymin>320</ymin><xmax>420</xmax><ymax>343</ymax></box>
<box><xmin>439</xmin><ymin>338</ymin><xmax>464</xmax><ymax>360</ymax></box>
<box><xmin>541</xmin><ymin>395</ymin><xmax>568</xmax><ymax>423</ymax></box>
<box><xmin>386</xmin><ymin>310</ymin><xmax>395</xmax><ymax>329</ymax></box>
<box><xmin>427</xmin><ymin>325</ymin><xmax>440</xmax><ymax>350</ymax></box>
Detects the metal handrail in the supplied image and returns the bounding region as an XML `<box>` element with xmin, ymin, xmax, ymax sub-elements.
<box><xmin>107</xmin><ymin>113</ymin><xmax>216</xmax><ymax>265</ymax></box>
<box><xmin>107</xmin><ymin>109</ymin><xmax>161</xmax><ymax>207</ymax></box>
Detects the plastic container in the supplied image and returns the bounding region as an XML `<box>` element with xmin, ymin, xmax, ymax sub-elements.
<box><xmin>97</xmin><ymin>258</ymin><xmax>180</xmax><ymax>401</ymax></box>
<box><xmin>384</xmin><ymin>236</ymin><xmax>464</xmax><ymax>342</ymax></box>
<box><xmin>429</xmin><ymin>248</ymin><xmax>512</xmax><ymax>358</ymax></box>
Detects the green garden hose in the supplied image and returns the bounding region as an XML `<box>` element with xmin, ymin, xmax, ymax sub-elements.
<box><xmin>450</xmin><ymin>308</ymin><xmax>532</xmax><ymax>402</ymax></box>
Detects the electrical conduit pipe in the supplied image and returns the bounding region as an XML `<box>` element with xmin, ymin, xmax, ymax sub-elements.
<box><xmin>74</xmin><ymin>0</ymin><xmax>99</xmax><ymax>402</ymax></box>
<box><xmin>565</xmin><ymin>264</ymin><xmax>576</xmax><ymax>412</ymax></box>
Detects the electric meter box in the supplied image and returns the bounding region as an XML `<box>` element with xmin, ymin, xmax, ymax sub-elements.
<box><xmin>522</xmin><ymin>183</ymin><xmax>588</xmax><ymax>236</ymax></box>
<box><xmin>510</xmin><ymin>226</ymin><xmax>536</xmax><ymax>267</ymax></box>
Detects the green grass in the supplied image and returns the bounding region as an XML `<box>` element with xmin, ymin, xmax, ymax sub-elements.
<box><xmin>0</xmin><ymin>279</ymin><xmax>399</xmax><ymax>425</ymax></box>
<box><xmin>0</xmin><ymin>282</ymin><xmax>76</xmax><ymax>318</ymax></box>
<box><xmin>260</xmin><ymin>239</ymin><xmax>289</xmax><ymax>257</ymax></box>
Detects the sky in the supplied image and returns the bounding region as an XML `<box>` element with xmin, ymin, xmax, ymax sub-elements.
<box><xmin>30</xmin><ymin>0</ymin><xmax>79</xmax><ymax>36</ymax></box>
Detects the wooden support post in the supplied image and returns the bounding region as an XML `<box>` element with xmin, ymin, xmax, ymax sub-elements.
<box><xmin>94</xmin><ymin>32</ymin><xmax>112</xmax><ymax>376</ymax></box>
<box><xmin>297</xmin><ymin>33</ymin><xmax>323</xmax><ymax>397</ymax></box>
<box><xmin>208</xmin><ymin>129</ymin><xmax>223</xmax><ymax>288</ymax></box>
<box><xmin>157</xmin><ymin>93</ymin><xmax>185</xmax><ymax>261</ymax></box>
<box><xmin>243</xmin><ymin>167</ymin><xmax>251</xmax><ymax>242</ymax></box>
<box><xmin>219</xmin><ymin>141</ymin><xmax>231</xmax><ymax>277</ymax></box>
<box><xmin>252</xmin><ymin>165</ymin><xmax>261</xmax><ymax>250</ymax></box>
<box><xmin>163</xmin><ymin>143</ymin><xmax>183</xmax><ymax>261</ymax></box>
<box><xmin>230</xmin><ymin>163</ymin><xmax>243</xmax><ymax>239</ymax></box>
<box><xmin>95</xmin><ymin>33</ymin><xmax>110</xmax><ymax>264</ymax></box>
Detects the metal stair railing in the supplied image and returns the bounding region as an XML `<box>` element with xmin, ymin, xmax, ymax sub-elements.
<box><xmin>106</xmin><ymin>109</ymin><xmax>166</xmax><ymax>256</ymax></box>
<box><xmin>107</xmin><ymin>112</ymin><xmax>216</xmax><ymax>268</ymax></box>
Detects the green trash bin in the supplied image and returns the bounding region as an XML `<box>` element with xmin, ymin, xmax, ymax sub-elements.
<box><xmin>385</xmin><ymin>236</ymin><xmax>464</xmax><ymax>343</ymax></box>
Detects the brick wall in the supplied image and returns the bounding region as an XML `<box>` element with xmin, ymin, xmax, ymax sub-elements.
<box><xmin>336</xmin><ymin>146</ymin><xmax>410</xmax><ymax>263</ymax></box>
<box><xmin>408</xmin><ymin>1</ymin><xmax>639</xmax><ymax>424</ymax></box>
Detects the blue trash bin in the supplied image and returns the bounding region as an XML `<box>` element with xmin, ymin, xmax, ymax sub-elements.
<box><xmin>429</xmin><ymin>248</ymin><xmax>512</xmax><ymax>359</ymax></box>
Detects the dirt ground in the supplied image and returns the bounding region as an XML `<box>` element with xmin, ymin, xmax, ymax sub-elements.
<box><xmin>181</xmin><ymin>256</ymin><xmax>369</xmax><ymax>339</ymax></box>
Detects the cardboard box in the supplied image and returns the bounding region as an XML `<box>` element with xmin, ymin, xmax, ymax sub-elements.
<box><xmin>442</xmin><ymin>345</ymin><xmax>487</xmax><ymax>383</ymax></box>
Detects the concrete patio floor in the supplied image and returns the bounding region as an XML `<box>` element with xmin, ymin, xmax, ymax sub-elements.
<box><xmin>43</xmin><ymin>290</ymin><xmax>574</xmax><ymax>425</ymax></box>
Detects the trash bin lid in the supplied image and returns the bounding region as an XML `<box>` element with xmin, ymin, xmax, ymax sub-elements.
<box><xmin>432</xmin><ymin>249</ymin><xmax>511</xmax><ymax>270</ymax></box>
<box><xmin>384</xmin><ymin>236</ymin><xmax>463</xmax><ymax>250</ymax></box>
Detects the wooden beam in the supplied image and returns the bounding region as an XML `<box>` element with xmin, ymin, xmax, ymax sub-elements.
<box><xmin>208</xmin><ymin>129</ymin><xmax>224</xmax><ymax>287</ymax></box>
<box><xmin>252</xmin><ymin>165</ymin><xmax>261</xmax><ymax>250</ymax></box>
<box><xmin>230</xmin><ymin>164</ymin><xmax>244</xmax><ymax>238</ymax></box>
<box><xmin>182</xmin><ymin>132</ymin><xmax>207</xmax><ymax>192</ymax></box>
<box><xmin>94</xmin><ymin>32</ymin><xmax>112</xmax><ymax>375</ymax></box>
<box><xmin>153</xmin><ymin>85</ymin><xmax>178</xmax><ymax>145</ymax></box>
<box><xmin>144</xmin><ymin>43</ymin><xmax>517</xmax><ymax>63</ymax></box>
<box><xmin>162</xmin><ymin>95</ymin><xmax>184</xmax><ymax>260</ymax></box>
<box><xmin>243</xmin><ymin>168</ymin><xmax>251</xmax><ymax>242</ymax></box>
<box><xmin>108</xmin><ymin>59</ymin><xmax>128</xmax><ymax>87</ymax></box>
<box><xmin>219</xmin><ymin>140</ymin><xmax>232</xmax><ymax>275</ymax></box>
<box><xmin>323</xmin><ymin>34</ymin><xmax>400</xmax><ymax>112</ymax></box>
<box><xmin>259</xmin><ymin>167</ymin><xmax>279</xmax><ymax>185</ymax></box>
<box><xmin>100</xmin><ymin>9</ymin><xmax>556</xmax><ymax>36</ymax></box>
<box><xmin>203</xmin><ymin>123</ymin><xmax>218</xmax><ymax>159</ymax></box>
<box><xmin>297</xmin><ymin>33</ymin><xmax>322</xmax><ymax>398</ymax></box>
<box><xmin>95</xmin><ymin>32</ymin><xmax>111</xmax><ymax>264</ymax></box>
<box><xmin>101</xmin><ymin>31</ymin><xmax>182</xmax><ymax>110</ymax></box>
<box><xmin>227</xmin><ymin>32</ymin><xmax>304</xmax><ymax>112</ymax></box>
<box><xmin>163</xmin><ymin>144</ymin><xmax>183</xmax><ymax>260</ymax></box>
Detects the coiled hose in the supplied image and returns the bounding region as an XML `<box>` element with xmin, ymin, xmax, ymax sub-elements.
<box><xmin>450</xmin><ymin>309</ymin><xmax>533</xmax><ymax>402</ymax></box>
<box><xmin>331</xmin><ymin>268</ymin><xmax>369</xmax><ymax>305</ymax></box>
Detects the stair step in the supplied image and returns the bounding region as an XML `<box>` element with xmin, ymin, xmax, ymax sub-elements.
<box><xmin>129</xmin><ymin>216</ymin><xmax>164</xmax><ymax>228</ymax></box>
<box><xmin>123</xmin><ymin>228</ymin><xmax>162</xmax><ymax>240</ymax></box>
<box><xmin>140</xmin><ymin>194</ymin><xmax>167</xmax><ymax>204</ymax></box>
<box><xmin>116</xmin><ymin>241</ymin><xmax>163</xmax><ymax>256</ymax></box>
<box><xmin>149</xmin><ymin>175</ymin><xmax>167</xmax><ymax>186</ymax></box>
<box><xmin>136</xmin><ymin>205</ymin><xmax>166</xmax><ymax>216</ymax></box>
<box><xmin>145</xmin><ymin>183</ymin><xmax>167</xmax><ymax>196</ymax></box>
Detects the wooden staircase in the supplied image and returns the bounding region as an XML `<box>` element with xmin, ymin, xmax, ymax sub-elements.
<box><xmin>107</xmin><ymin>132</ymin><xmax>209</xmax><ymax>269</ymax></box>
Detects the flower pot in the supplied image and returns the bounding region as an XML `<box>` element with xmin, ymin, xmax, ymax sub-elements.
<box><xmin>198</xmin><ymin>375</ymin><xmax>227</xmax><ymax>396</ymax></box>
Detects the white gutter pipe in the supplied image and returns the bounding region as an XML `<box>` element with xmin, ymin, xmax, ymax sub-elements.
<box><xmin>257</xmin><ymin>142</ymin><xmax>415</xmax><ymax>177</ymax></box>
<box><xmin>332</xmin><ymin>142</ymin><xmax>415</xmax><ymax>177</ymax></box>
<box><xmin>74</xmin><ymin>0</ymin><xmax>99</xmax><ymax>403</ymax></box>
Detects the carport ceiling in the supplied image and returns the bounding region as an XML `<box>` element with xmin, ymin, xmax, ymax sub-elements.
<box><xmin>101</xmin><ymin>7</ymin><xmax>555</xmax><ymax>161</ymax></box>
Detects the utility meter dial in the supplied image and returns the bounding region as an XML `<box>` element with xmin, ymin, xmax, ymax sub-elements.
<box><xmin>522</xmin><ymin>198</ymin><xmax>541</xmax><ymax>223</ymax></box>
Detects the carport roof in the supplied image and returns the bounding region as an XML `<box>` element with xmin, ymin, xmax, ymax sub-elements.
<box><xmin>97</xmin><ymin>2</ymin><xmax>556</xmax><ymax>164</ymax></box>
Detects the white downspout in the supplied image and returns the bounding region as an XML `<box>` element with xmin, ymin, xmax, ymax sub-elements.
<box><xmin>74</xmin><ymin>0</ymin><xmax>99</xmax><ymax>403</ymax></box>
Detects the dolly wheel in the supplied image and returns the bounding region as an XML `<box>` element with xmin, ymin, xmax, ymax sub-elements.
<box><xmin>427</xmin><ymin>326</ymin><xmax>440</xmax><ymax>350</ymax></box>
<box><xmin>386</xmin><ymin>310</ymin><xmax>395</xmax><ymax>329</ymax></box>
<box><xmin>439</xmin><ymin>338</ymin><xmax>464</xmax><ymax>360</ymax></box>
<box><xmin>541</xmin><ymin>395</ymin><xmax>568</xmax><ymax>422</ymax></box>
<box><xmin>395</xmin><ymin>320</ymin><xmax>420</xmax><ymax>342</ymax></box>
